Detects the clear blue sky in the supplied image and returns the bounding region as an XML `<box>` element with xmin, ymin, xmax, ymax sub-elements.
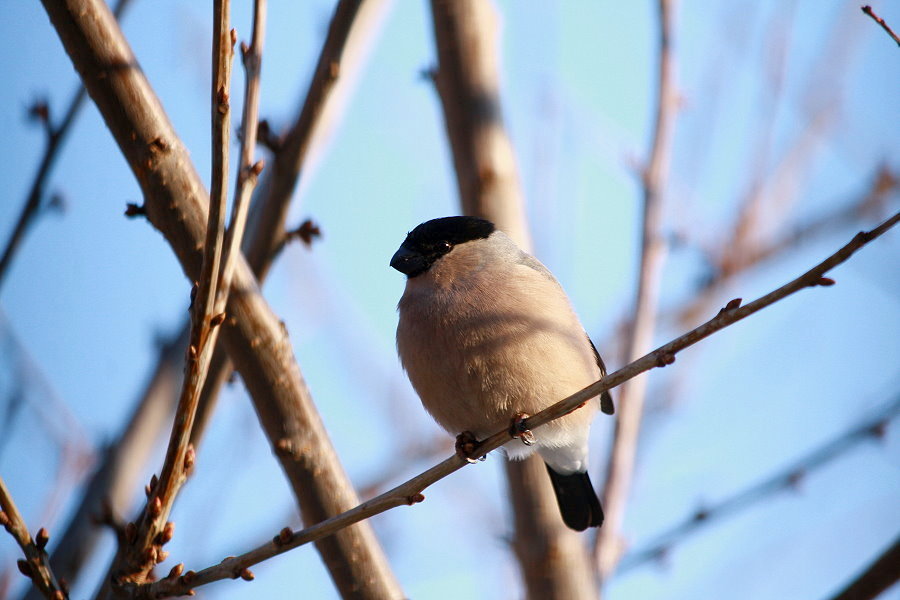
<box><xmin>1</xmin><ymin>1</ymin><xmax>898</xmax><ymax>599</ymax></box>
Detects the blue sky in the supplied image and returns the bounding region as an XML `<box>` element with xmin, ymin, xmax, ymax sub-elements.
<box><xmin>1</xmin><ymin>1</ymin><xmax>898</xmax><ymax>599</ymax></box>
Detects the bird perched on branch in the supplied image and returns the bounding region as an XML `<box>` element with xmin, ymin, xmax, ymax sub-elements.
<box><xmin>391</xmin><ymin>216</ymin><xmax>614</xmax><ymax>531</ymax></box>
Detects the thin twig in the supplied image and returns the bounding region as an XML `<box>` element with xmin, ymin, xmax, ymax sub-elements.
<box><xmin>862</xmin><ymin>5</ymin><xmax>900</xmax><ymax>46</ymax></box>
<box><xmin>0</xmin><ymin>0</ymin><xmax>132</xmax><ymax>292</ymax></box>
<box><xmin>827</xmin><ymin>532</ymin><xmax>900</xmax><ymax>600</ymax></box>
<box><xmin>596</xmin><ymin>0</ymin><xmax>678</xmax><ymax>581</ymax></box>
<box><xmin>616</xmin><ymin>394</ymin><xmax>900</xmax><ymax>574</ymax></box>
<box><xmin>218</xmin><ymin>0</ymin><xmax>266</xmax><ymax>308</ymax></box>
<box><xmin>0</xmin><ymin>476</ymin><xmax>67</xmax><ymax>599</ymax></box>
<box><xmin>38</xmin><ymin>0</ymin><xmax>401</xmax><ymax>596</ymax></box>
<box><xmin>677</xmin><ymin>165</ymin><xmax>897</xmax><ymax>326</ymax></box>
<box><xmin>101</xmin><ymin>1</ymin><xmax>236</xmax><ymax>588</ymax></box>
<box><xmin>136</xmin><ymin>212</ymin><xmax>899</xmax><ymax>598</ymax></box>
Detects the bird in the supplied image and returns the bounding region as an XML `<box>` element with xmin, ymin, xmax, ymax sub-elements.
<box><xmin>391</xmin><ymin>215</ymin><xmax>614</xmax><ymax>531</ymax></box>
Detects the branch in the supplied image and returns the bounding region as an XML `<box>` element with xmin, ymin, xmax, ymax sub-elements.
<box><xmin>38</xmin><ymin>0</ymin><xmax>401</xmax><ymax>596</ymax></box>
<box><xmin>616</xmin><ymin>394</ymin><xmax>900</xmax><ymax>574</ymax></box>
<box><xmin>136</xmin><ymin>212</ymin><xmax>899</xmax><ymax>598</ymax></box>
<box><xmin>596</xmin><ymin>0</ymin><xmax>678</xmax><ymax>581</ymax></box>
<box><xmin>102</xmin><ymin>1</ymin><xmax>236</xmax><ymax>587</ymax></box>
<box><xmin>676</xmin><ymin>165</ymin><xmax>897</xmax><ymax>326</ymax></box>
<box><xmin>42</xmin><ymin>0</ymin><xmax>362</xmax><ymax>584</ymax></box>
<box><xmin>862</xmin><ymin>5</ymin><xmax>900</xmax><ymax>47</ymax></box>
<box><xmin>428</xmin><ymin>1</ymin><xmax>594</xmax><ymax>596</ymax></box>
<box><xmin>218</xmin><ymin>0</ymin><xmax>266</xmax><ymax>308</ymax></box>
<box><xmin>0</xmin><ymin>477</ymin><xmax>67</xmax><ymax>599</ymax></box>
<box><xmin>827</xmin><ymin>532</ymin><xmax>900</xmax><ymax>600</ymax></box>
<box><xmin>0</xmin><ymin>0</ymin><xmax>132</xmax><ymax>292</ymax></box>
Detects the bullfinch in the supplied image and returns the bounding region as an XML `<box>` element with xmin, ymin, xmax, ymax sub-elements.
<box><xmin>391</xmin><ymin>216</ymin><xmax>614</xmax><ymax>531</ymax></box>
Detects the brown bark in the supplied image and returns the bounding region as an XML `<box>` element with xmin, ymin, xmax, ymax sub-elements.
<box><xmin>38</xmin><ymin>0</ymin><xmax>402</xmax><ymax>598</ymax></box>
<box><xmin>428</xmin><ymin>1</ymin><xmax>597</xmax><ymax>597</ymax></box>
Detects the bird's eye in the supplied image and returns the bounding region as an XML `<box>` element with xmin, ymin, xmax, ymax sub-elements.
<box><xmin>438</xmin><ymin>241</ymin><xmax>452</xmax><ymax>253</ymax></box>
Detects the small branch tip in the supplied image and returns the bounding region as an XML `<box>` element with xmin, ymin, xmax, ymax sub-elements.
<box><xmin>35</xmin><ymin>526</ymin><xmax>50</xmax><ymax>549</ymax></box>
<box><xmin>124</xmin><ymin>202</ymin><xmax>146</xmax><ymax>218</ymax></box>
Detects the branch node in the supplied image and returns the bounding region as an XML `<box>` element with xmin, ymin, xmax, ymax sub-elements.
<box><xmin>230</xmin><ymin>28</ymin><xmax>238</xmax><ymax>48</ymax></box>
<box><xmin>286</xmin><ymin>219</ymin><xmax>322</xmax><ymax>248</ymax></box>
<box><xmin>328</xmin><ymin>60</ymin><xmax>340</xmax><ymax>80</ymax></box>
<box><xmin>0</xmin><ymin>511</ymin><xmax>9</xmax><ymax>529</ymax></box>
<box><xmin>181</xmin><ymin>570</ymin><xmax>196</xmax><ymax>585</ymax></box>
<box><xmin>407</xmin><ymin>493</ymin><xmax>425</xmax><ymax>505</ymax></box>
<box><xmin>124</xmin><ymin>202</ymin><xmax>146</xmax><ymax>218</ymax></box>
<box><xmin>157</xmin><ymin>521</ymin><xmax>175</xmax><ymax>545</ymax></box>
<box><xmin>240</xmin><ymin>568</ymin><xmax>254</xmax><ymax>581</ymax></box>
<box><xmin>149</xmin><ymin>137</ymin><xmax>169</xmax><ymax>153</ymax></box>
<box><xmin>717</xmin><ymin>297</ymin><xmax>742</xmax><ymax>316</ymax></box>
<box><xmin>149</xmin><ymin>495</ymin><xmax>162</xmax><ymax>517</ymax></box>
<box><xmin>184</xmin><ymin>444</ymin><xmax>196</xmax><ymax>473</ymax></box>
<box><xmin>274</xmin><ymin>527</ymin><xmax>293</xmax><ymax>546</ymax></box>
<box><xmin>35</xmin><ymin>527</ymin><xmax>50</xmax><ymax>550</ymax></box>
<box><xmin>250</xmin><ymin>159</ymin><xmax>265</xmax><ymax>177</ymax></box>
<box><xmin>816</xmin><ymin>276</ymin><xmax>836</xmax><ymax>286</ymax></box>
<box><xmin>17</xmin><ymin>559</ymin><xmax>33</xmax><ymax>579</ymax></box>
<box><xmin>655</xmin><ymin>352</ymin><xmax>676</xmax><ymax>368</ymax></box>
<box><xmin>210</xmin><ymin>312</ymin><xmax>227</xmax><ymax>328</ymax></box>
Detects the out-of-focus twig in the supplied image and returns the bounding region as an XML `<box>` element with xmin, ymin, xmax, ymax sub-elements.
<box><xmin>0</xmin><ymin>0</ymin><xmax>132</xmax><ymax>292</ymax></box>
<box><xmin>678</xmin><ymin>165</ymin><xmax>897</xmax><ymax>326</ymax></box>
<box><xmin>616</xmin><ymin>394</ymin><xmax>900</xmax><ymax>574</ymax></box>
<box><xmin>136</xmin><ymin>211</ymin><xmax>900</xmax><ymax>599</ymax></box>
<box><xmin>861</xmin><ymin>5</ymin><xmax>900</xmax><ymax>46</ymax></box>
<box><xmin>827</xmin><ymin>532</ymin><xmax>900</xmax><ymax>600</ymax></box>
<box><xmin>0</xmin><ymin>477</ymin><xmax>67</xmax><ymax>599</ymax></box>
<box><xmin>33</xmin><ymin>327</ymin><xmax>185</xmax><ymax>600</ymax></box>
<box><xmin>596</xmin><ymin>0</ymin><xmax>678</xmax><ymax>583</ymax></box>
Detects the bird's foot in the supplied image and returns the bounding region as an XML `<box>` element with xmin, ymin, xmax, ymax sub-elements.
<box><xmin>510</xmin><ymin>413</ymin><xmax>536</xmax><ymax>446</ymax></box>
<box><xmin>455</xmin><ymin>431</ymin><xmax>483</xmax><ymax>464</ymax></box>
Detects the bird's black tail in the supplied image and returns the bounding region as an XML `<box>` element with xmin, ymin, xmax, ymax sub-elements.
<box><xmin>545</xmin><ymin>465</ymin><xmax>604</xmax><ymax>531</ymax></box>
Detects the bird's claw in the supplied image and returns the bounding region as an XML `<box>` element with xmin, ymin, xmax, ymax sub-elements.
<box><xmin>455</xmin><ymin>431</ymin><xmax>482</xmax><ymax>463</ymax></box>
<box><xmin>510</xmin><ymin>413</ymin><xmax>536</xmax><ymax>446</ymax></box>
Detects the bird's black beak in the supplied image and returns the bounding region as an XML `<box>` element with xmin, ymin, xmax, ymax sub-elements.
<box><xmin>390</xmin><ymin>245</ymin><xmax>427</xmax><ymax>277</ymax></box>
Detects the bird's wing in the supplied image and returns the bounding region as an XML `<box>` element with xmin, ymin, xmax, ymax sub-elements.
<box><xmin>588</xmin><ymin>336</ymin><xmax>615</xmax><ymax>415</ymax></box>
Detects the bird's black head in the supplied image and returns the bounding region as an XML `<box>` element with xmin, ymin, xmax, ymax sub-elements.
<box><xmin>390</xmin><ymin>216</ymin><xmax>496</xmax><ymax>277</ymax></box>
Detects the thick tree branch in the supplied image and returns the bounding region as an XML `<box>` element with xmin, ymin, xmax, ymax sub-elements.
<box><xmin>596</xmin><ymin>0</ymin><xmax>678</xmax><ymax>581</ymax></box>
<box><xmin>428</xmin><ymin>1</ymin><xmax>595</xmax><ymax>597</ymax></box>
<box><xmin>0</xmin><ymin>477</ymin><xmax>67</xmax><ymax>599</ymax></box>
<box><xmin>41</xmin><ymin>0</ymin><xmax>377</xmax><ymax>586</ymax></box>
<box><xmin>136</xmin><ymin>211</ymin><xmax>899</xmax><ymax>599</ymax></box>
<box><xmin>37</xmin><ymin>0</ymin><xmax>402</xmax><ymax>597</ymax></box>
<box><xmin>102</xmin><ymin>1</ymin><xmax>237</xmax><ymax>588</ymax></box>
<box><xmin>616</xmin><ymin>394</ymin><xmax>900</xmax><ymax>574</ymax></box>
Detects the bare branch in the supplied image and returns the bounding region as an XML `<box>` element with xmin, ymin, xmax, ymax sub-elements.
<box><xmin>136</xmin><ymin>212</ymin><xmax>899</xmax><ymax>599</ymax></box>
<box><xmin>0</xmin><ymin>0</ymin><xmax>132</xmax><ymax>292</ymax></box>
<box><xmin>616</xmin><ymin>394</ymin><xmax>900</xmax><ymax>574</ymax></box>
<box><xmin>38</xmin><ymin>0</ymin><xmax>402</xmax><ymax>596</ymax></box>
<box><xmin>101</xmin><ymin>1</ymin><xmax>236</xmax><ymax>588</ymax></box>
<box><xmin>218</xmin><ymin>0</ymin><xmax>266</xmax><ymax>308</ymax></box>
<box><xmin>827</xmin><ymin>532</ymin><xmax>900</xmax><ymax>600</ymax></box>
<box><xmin>596</xmin><ymin>0</ymin><xmax>678</xmax><ymax>581</ymax></box>
<box><xmin>862</xmin><ymin>5</ymin><xmax>900</xmax><ymax>46</ymax></box>
<box><xmin>428</xmin><ymin>0</ymin><xmax>594</xmax><ymax>596</ymax></box>
<box><xmin>0</xmin><ymin>477</ymin><xmax>67</xmax><ymax>599</ymax></box>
